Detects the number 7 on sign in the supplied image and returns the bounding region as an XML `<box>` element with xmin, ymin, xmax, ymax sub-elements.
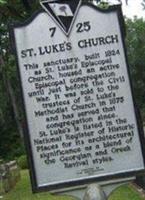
<box><xmin>49</xmin><ymin>27</ymin><xmax>56</xmax><ymax>37</ymax></box>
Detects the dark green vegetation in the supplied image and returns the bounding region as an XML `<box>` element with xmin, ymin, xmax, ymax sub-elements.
<box><xmin>0</xmin><ymin>0</ymin><xmax>39</xmax><ymax>160</ymax></box>
<box><xmin>17</xmin><ymin>155</ymin><xmax>28</xmax><ymax>169</ymax></box>
<box><xmin>126</xmin><ymin>17</ymin><xmax>145</xmax><ymax>119</ymax></box>
<box><xmin>2</xmin><ymin>170</ymin><xmax>144</xmax><ymax>200</ymax></box>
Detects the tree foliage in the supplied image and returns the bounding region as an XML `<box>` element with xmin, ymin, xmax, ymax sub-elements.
<box><xmin>0</xmin><ymin>0</ymin><xmax>37</xmax><ymax>160</ymax></box>
<box><xmin>126</xmin><ymin>17</ymin><xmax>145</xmax><ymax>118</ymax></box>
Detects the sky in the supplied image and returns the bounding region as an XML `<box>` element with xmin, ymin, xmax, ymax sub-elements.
<box><xmin>122</xmin><ymin>0</ymin><xmax>145</xmax><ymax>19</ymax></box>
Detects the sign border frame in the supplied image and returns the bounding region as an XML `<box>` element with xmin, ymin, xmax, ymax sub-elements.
<box><xmin>9</xmin><ymin>3</ymin><xmax>145</xmax><ymax>193</ymax></box>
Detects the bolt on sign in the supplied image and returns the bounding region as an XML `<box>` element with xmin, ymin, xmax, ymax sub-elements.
<box><xmin>10</xmin><ymin>0</ymin><xmax>145</xmax><ymax>192</ymax></box>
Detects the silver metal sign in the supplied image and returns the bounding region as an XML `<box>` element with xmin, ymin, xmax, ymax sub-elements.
<box><xmin>10</xmin><ymin>2</ymin><xmax>145</xmax><ymax>192</ymax></box>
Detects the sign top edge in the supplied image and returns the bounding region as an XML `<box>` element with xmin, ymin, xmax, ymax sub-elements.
<box><xmin>10</xmin><ymin>3</ymin><xmax>122</xmax><ymax>29</ymax></box>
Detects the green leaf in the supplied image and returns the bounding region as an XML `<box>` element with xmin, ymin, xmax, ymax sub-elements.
<box><xmin>0</xmin><ymin>0</ymin><xmax>6</xmax><ymax>4</ymax></box>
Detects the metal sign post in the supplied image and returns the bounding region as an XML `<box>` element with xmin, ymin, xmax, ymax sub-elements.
<box><xmin>57</xmin><ymin>177</ymin><xmax>135</xmax><ymax>200</ymax></box>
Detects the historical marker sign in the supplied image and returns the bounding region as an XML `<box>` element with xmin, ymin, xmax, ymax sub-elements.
<box><xmin>10</xmin><ymin>1</ymin><xmax>145</xmax><ymax>192</ymax></box>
